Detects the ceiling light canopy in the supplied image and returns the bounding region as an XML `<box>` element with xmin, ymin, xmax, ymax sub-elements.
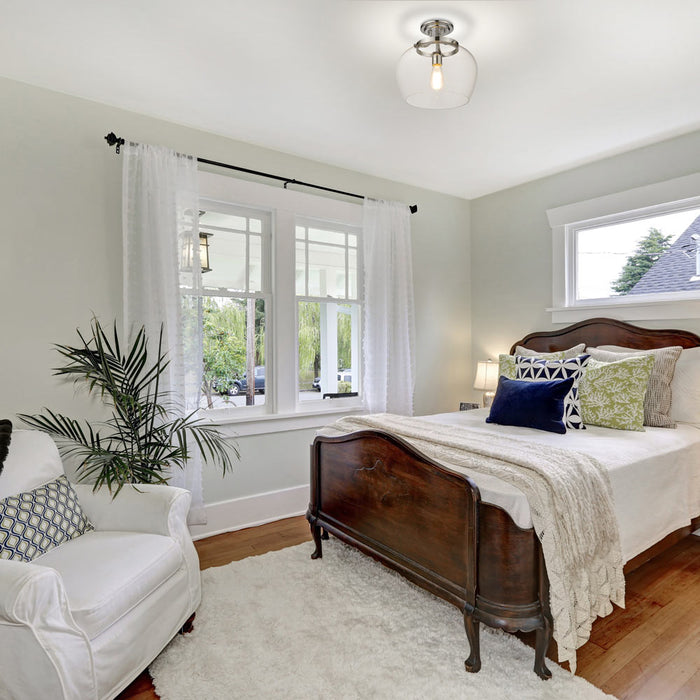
<box><xmin>397</xmin><ymin>19</ymin><xmax>477</xmax><ymax>109</ymax></box>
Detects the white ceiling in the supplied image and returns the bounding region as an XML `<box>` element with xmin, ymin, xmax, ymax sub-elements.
<box><xmin>3</xmin><ymin>0</ymin><xmax>700</xmax><ymax>199</ymax></box>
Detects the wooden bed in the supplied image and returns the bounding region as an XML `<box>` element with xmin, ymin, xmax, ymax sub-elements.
<box><xmin>306</xmin><ymin>317</ymin><xmax>700</xmax><ymax>678</ymax></box>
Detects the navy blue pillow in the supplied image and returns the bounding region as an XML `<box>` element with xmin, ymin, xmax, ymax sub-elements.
<box><xmin>486</xmin><ymin>375</ymin><xmax>574</xmax><ymax>434</ymax></box>
<box><xmin>0</xmin><ymin>419</ymin><xmax>11</xmax><ymax>476</ymax></box>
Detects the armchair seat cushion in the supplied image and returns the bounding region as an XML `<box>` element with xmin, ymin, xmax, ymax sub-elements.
<box><xmin>35</xmin><ymin>530</ymin><xmax>183</xmax><ymax>639</ymax></box>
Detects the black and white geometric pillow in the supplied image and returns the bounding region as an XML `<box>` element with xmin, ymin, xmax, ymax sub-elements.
<box><xmin>0</xmin><ymin>475</ymin><xmax>94</xmax><ymax>562</ymax></box>
<box><xmin>515</xmin><ymin>354</ymin><xmax>590</xmax><ymax>430</ymax></box>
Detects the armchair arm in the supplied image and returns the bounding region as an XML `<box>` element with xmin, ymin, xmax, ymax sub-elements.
<box><xmin>73</xmin><ymin>483</ymin><xmax>190</xmax><ymax>537</ymax></box>
<box><xmin>0</xmin><ymin>560</ymin><xmax>96</xmax><ymax>699</ymax></box>
<box><xmin>0</xmin><ymin>559</ymin><xmax>58</xmax><ymax>623</ymax></box>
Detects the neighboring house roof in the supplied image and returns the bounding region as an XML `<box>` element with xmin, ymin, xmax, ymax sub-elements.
<box><xmin>628</xmin><ymin>214</ymin><xmax>700</xmax><ymax>295</ymax></box>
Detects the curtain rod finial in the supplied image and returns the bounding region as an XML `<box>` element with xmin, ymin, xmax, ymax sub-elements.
<box><xmin>105</xmin><ymin>132</ymin><xmax>125</xmax><ymax>154</ymax></box>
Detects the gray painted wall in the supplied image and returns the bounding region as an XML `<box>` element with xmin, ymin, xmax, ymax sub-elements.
<box><xmin>0</xmin><ymin>77</ymin><xmax>471</xmax><ymax>504</ymax></box>
<box><xmin>470</xmin><ymin>130</ymin><xmax>700</xmax><ymax>383</ymax></box>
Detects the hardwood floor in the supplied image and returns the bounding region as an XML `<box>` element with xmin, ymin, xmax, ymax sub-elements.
<box><xmin>118</xmin><ymin>517</ymin><xmax>700</xmax><ymax>700</ymax></box>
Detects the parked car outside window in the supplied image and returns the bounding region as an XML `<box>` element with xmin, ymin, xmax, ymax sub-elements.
<box><xmin>312</xmin><ymin>371</ymin><xmax>352</xmax><ymax>392</ymax></box>
<box><xmin>223</xmin><ymin>366</ymin><xmax>265</xmax><ymax>396</ymax></box>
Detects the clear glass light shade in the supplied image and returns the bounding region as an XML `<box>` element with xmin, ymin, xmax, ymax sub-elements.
<box><xmin>397</xmin><ymin>44</ymin><xmax>477</xmax><ymax>109</ymax></box>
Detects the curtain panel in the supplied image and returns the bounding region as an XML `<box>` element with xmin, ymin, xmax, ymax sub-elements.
<box><xmin>362</xmin><ymin>199</ymin><xmax>416</xmax><ymax>415</ymax></box>
<box><xmin>122</xmin><ymin>143</ymin><xmax>206</xmax><ymax>524</ymax></box>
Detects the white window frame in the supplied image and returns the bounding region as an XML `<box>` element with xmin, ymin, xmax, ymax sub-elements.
<box><xmin>197</xmin><ymin>199</ymin><xmax>271</xmax><ymax>419</ymax></box>
<box><xmin>547</xmin><ymin>172</ymin><xmax>700</xmax><ymax>323</ymax></box>
<box><xmin>295</xmin><ymin>216</ymin><xmax>363</xmax><ymax>402</ymax></box>
<box><xmin>198</xmin><ymin>172</ymin><xmax>365</xmax><ymax>436</ymax></box>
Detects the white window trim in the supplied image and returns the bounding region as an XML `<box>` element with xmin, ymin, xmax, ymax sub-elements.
<box><xmin>197</xmin><ymin>199</ymin><xmax>272</xmax><ymax>420</ymax></box>
<box><xmin>547</xmin><ymin>172</ymin><xmax>700</xmax><ymax>323</ymax></box>
<box><xmin>198</xmin><ymin>172</ymin><xmax>365</xmax><ymax>434</ymax></box>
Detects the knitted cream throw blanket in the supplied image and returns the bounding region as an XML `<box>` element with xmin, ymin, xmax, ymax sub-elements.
<box><xmin>324</xmin><ymin>414</ymin><xmax>626</xmax><ymax>672</ymax></box>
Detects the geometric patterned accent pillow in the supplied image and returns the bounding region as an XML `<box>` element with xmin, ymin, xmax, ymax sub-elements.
<box><xmin>498</xmin><ymin>350</ymin><xmax>565</xmax><ymax>380</ymax></box>
<box><xmin>0</xmin><ymin>475</ymin><xmax>94</xmax><ymax>562</ymax></box>
<box><xmin>498</xmin><ymin>345</ymin><xmax>585</xmax><ymax>381</ymax></box>
<box><xmin>515</xmin><ymin>354</ymin><xmax>590</xmax><ymax>430</ymax></box>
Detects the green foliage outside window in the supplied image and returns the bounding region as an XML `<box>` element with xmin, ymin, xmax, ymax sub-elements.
<box><xmin>201</xmin><ymin>298</ymin><xmax>265</xmax><ymax>407</ymax></box>
<box><xmin>297</xmin><ymin>302</ymin><xmax>355</xmax><ymax>392</ymax></box>
<box><xmin>201</xmin><ymin>299</ymin><xmax>355</xmax><ymax>402</ymax></box>
<box><xmin>298</xmin><ymin>302</ymin><xmax>321</xmax><ymax>391</ymax></box>
<box><xmin>611</xmin><ymin>227</ymin><xmax>672</xmax><ymax>294</ymax></box>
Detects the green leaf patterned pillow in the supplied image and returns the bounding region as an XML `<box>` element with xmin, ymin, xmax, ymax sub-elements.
<box><xmin>579</xmin><ymin>355</ymin><xmax>655</xmax><ymax>431</ymax></box>
<box><xmin>586</xmin><ymin>345</ymin><xmax>682</xmax><ymax>428</ymax></box>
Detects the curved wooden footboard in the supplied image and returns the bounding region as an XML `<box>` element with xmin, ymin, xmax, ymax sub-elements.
<box><xmin>307</xmin><ymin>430</ymin><xmax>553</xmax><ymax>679</ymax></box>
<box><xmin>308</xmin><ymin>318</ymin><xmax>700</xmax><ymax>680</ymax></box>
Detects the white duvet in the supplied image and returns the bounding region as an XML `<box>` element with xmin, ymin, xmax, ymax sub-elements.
<box><xmin>422</xmin><ymin>409</ymin><xmax>700</xmax><ymax>562</ymax></box>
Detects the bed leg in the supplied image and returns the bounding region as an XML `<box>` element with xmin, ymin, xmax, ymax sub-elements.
<box><xmin>463</xmin><ymin>613</ymin><xmax>481</xmax><ymax>673</ymax></box>
<box><xmin>310</xmin><ymin>523</ymin><xmax>323</xmax><ymax>559</ymax></box>
<box><xmin>534</xmin><ymin>616</ymin><xmax>553</xmax><ymax>680</ymax></box>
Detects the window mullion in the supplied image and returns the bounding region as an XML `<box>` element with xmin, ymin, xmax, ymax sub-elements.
<box><xmin>273</xmin><ymin>209</ymin><xmax>297</xmax><ymax>415</ymax></box>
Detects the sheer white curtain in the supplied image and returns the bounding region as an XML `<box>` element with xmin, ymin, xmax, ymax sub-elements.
<box><xmin>362</xmin><ymin>199</ymin><xmax>416</xmax><ymax>415</ymax></box>
<box><xmin>122</xmin><ymin>142</ymin><xmax>206</xmax><ymax>524</ymax></box>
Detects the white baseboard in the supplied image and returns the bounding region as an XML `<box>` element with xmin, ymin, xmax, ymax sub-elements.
<box><xmin>188</xmin><ymin>484</ymin><xmax>309</xmax><ymax>541</ymax></box>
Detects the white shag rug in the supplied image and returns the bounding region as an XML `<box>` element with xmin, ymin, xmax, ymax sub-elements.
<box><xmin>150</xmin><ymin>538</ymin><xmax>615</xmax><ymax>700</ymax></box>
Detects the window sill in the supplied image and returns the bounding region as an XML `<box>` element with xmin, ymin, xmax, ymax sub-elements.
<box><xmin>549</xmin><ymin>296</ymin><xmax>700</xmax><ymax>323</ymax></box>
<box><xmin>204</xmin><ymin>403</ymin><xmax>367</xmax><ymax>437</ymax></box>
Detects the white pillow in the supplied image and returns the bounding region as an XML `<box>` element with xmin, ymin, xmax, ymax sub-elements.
<box><xmin>670</xmin><ymin>346</ymin><xmax>700</xmax><ymax>425</ymax></box>
<box><xmin>597</xmin><ymin>344</ymin><xmax>700</xmax><ymax>425</ymax></box>
<box><xmin>0</xmin><ymin>430</ymin><xmax>64</xmax><ymax>499</ymax></box>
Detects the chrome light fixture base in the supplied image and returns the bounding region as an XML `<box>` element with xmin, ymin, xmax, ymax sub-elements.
<box><xmin>415</xmin><ymin>19</ymin><xmax>459</xmax><ymax>58</ymax></box>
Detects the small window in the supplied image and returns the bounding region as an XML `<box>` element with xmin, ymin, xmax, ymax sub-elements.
<box><xmin>573</xmin><ymin>208</ymin><xmax>700</xmax><ymax>303</ymax></box>
<box><xmin>548</xmin><ymin>174</ymin><xmax>700</xmax><ymax>322</ymax></box>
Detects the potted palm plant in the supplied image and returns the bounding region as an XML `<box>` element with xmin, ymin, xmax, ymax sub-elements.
<box><xmin>20</xmin><ymin>317</ymin><xmax>237</xmax><ymax>494</ymax></box>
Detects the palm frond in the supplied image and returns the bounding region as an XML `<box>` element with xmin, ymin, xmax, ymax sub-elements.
<box><xmin>20</xmin><ymin>317</ymin><xmax>238</xmax><ymax>495</ymax></box>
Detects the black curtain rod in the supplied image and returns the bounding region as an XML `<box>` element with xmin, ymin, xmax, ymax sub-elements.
<box><xmin>104</xmin><ymin>132</ymin><xmax>418</xmax><ymax>214</ymax></box>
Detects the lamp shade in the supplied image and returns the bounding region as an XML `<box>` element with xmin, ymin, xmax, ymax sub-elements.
<box><xmin>473</xmin><ymin>360</ymin><xmax>499</xmax><ymax>392</ymax></box>
<box><xmin>397</xmin><ymin>43</ymin><xmax>477</xmax><ymax>109</ymax></box>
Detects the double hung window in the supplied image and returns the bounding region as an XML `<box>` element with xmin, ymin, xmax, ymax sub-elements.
<box><xmin>196</xmin><ymin>172</ymin><xmax>363</xmax><ymax>425</ymax></box>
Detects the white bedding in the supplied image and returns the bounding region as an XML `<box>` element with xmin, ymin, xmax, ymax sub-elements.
<box><xmin>422</xmin><ymin>408</ymin><xmax>700</xmax><ymax>562</ymax></box>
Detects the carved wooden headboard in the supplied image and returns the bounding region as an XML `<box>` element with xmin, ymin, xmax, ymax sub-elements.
<box><xmin>511</xmin><ymin>317</ymin><xmax>700</xmax><ymax>354</ymax></box>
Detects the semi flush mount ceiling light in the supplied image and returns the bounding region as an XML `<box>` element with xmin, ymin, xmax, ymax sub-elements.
<box><xmin>397</xmin><ymin>19</ymin><xmax>477</xmax><ymax>109</ymax></box>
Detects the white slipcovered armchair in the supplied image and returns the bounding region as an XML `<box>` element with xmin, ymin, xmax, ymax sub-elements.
<box><xmin>0</xmin><ymin>430</ymin><xmax>201</xmax><ymax>700</ymax></box>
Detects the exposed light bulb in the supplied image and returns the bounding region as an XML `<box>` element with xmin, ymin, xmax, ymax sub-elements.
<box><xmin>430</xmin><ymin>53</ymin><xmax>444</xmax><ymax>91</ymax></box>
<box><xmin>430</xmin><ymin>63</ymin><xmax>443</xmax><ymax>91</ymax></box>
